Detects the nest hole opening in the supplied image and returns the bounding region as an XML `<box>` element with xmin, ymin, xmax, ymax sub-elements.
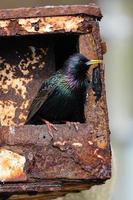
<box><xmin>0</xmin><ymin>34</ymin><xmax>83</xmax><ymax>126</ymax></box>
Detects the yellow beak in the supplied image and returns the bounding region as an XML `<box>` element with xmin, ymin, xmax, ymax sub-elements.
<box><xmin>86</xmin><ymin>59</ymin><xmax>103</xmax><ymax>65</ymax></box>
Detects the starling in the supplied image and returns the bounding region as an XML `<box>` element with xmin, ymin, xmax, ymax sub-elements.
<box><xmin>25</xmin><ymin>53</ymin><xmax>102</xmax><ymax>136</ymax></box>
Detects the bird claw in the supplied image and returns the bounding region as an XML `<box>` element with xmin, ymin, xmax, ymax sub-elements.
<box><xmin>66</xmin><ymin>121</ymin><xmax>80</xmax><ymax>132</ymax></box>
<box><xmin>42</xmin><ymin>119</ymin><xmax>57</xmax><ymax>138</ymax></box>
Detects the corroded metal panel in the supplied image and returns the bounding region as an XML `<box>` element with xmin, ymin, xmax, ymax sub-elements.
<box><xmin>79</xmin><ymin>23</ymin><xmax>109</xmax><ymax>152</ymax></box>
<box><xmin>0</xmin><ymin>16</ymin><xmax>93</xmax><ymax>36</ymax></box>
<box><xmin>0</xmin><ymin>37</ymin><xmax>55</xmax><ymax>125</ymax></box>
<box><xmin>0</xmin><ymin>4</ymin><xmax>111</xmax><ymax>199</ymax></box>
<box><xmin>0</xmin><ymin>5</ymin><xmax>102</xmax><ymax>20</ymax></box>
<box><xmin>0</xmin><ymin>125</ymin><xmax>111</xmax><ymax>182</ymax></box>
<box><xmin>0</xmin><ymin>148</ymin><xmax>26</xmax><ymax>182</ymax></box>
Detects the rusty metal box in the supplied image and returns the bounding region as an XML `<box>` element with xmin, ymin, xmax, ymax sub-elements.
<box><xmin>0</xmin><ymin>4</ymin><xmax>111</xmax><ymax>199</ymax></box>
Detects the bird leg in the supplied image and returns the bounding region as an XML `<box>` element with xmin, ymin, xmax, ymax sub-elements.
<box><xmin>42</xmin><ymin>119</ymin><xmax>57</xmax><ymax>138</ymax></box>
<box><xmin>66</xmin><ymin>121</ymin><xmax>80</xmax><ymax>131</ymax></box>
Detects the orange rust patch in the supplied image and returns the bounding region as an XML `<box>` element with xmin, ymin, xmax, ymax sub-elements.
<box><xmin>0</xmin><ymin>16</ymin><xmax>87</xmax><ymax>36</ymax></box>
<box><xmin>0</xmin><ymin>100</ymin><xmax>17</xmax><ymax>126</ymax></box>
<box><xmin>0</xmin><ymin>46</ymin><xmax>48</xmax><ymax>125</ymax></box>
<box><xmin>18</xmin><ymin>16</ymin><xmax>84</xmax><ymax>33</ymax></box>
<box><xmin>0</xmin><ymin>148</ymin><xmax>26</xmax><ymax>182</ymax></box>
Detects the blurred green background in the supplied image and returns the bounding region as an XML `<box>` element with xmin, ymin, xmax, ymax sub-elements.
<box><xmin>0</xmin><ymin>1</ymin><xmax>132</xmax><ymax>200</ymax></box>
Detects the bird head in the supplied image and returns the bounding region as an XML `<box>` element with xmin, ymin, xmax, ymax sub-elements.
<box><xmin>64</xmin><ymin>53</ymin><xmax>102</xmax><ymax>78</ymax></box>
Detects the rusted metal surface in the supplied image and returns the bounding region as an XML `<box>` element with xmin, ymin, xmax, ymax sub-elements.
<box><xmin>101</xmin><ymin>42</ymin><xmax>107</xmax><ymax>55</ymax></box>
<box><xmin>0</xmin><ymin>5</ymin><xmax>102</xmax><ymax>20</ymax></box>
<box><xmin>0</xmin><ymin>36</ymin><xmax>55</xmax><ymax>125</ymax></box>
<box><xmin>0</xmin><ymin>125</ymin><xmax>111</xmax><ymax>182</ymax></box>
<box><xmin>0</xmin><ymin>4</ymin><xmax>111</xmax><ymax>199</ymax></box>
<box><xmin>0</xmin><ymin>16</ymin><xmax>93</xmax><ymax>36</ymax></box>
<box><xmin>79</xmin><ymin>25</ymin><xmax>109</xmax><ymax>151</ymax></box>
<box><xmin>0</xmin><ymin>180</ymin><xmax>93</xmax><ymax>196</ymax></box>
<box><xmin>8</xmin><ymin>192</ymin><xmax>78</xmax><ymax>200</ymax></box>
<box><xmin>0</xmin><ymin>148</ymin><xmax>26</xmax><ymax>182</ymax></box>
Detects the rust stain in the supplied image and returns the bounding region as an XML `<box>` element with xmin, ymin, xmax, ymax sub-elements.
<box><xmin>0</xmin><ymin>20</ymin><xmax>10</xmax><ymax>28</ymax></box>
<box><xmin>17</xmin><ymin>46</ymin><xmax>47</xmax><ymax>77</ymax></box>
<box><xmin>0</xmin><ymin>5</ymin><xmax>102</xmax><ymax>20</ymax></box>
<box><xmin>79</xmin><ymin>33</ymin><xmax>109</xmax><ymax>150</ymax></box>
<box><xmin>18</xmin><ymin>16</ymin><xmax>84</xmax><ymax>33</ymax></box>
<box><xmin>0</xmin><ymin>77</ymin><xmax>32</xmax><ymax>126</ymax></box>
<box><xmin>0</xmin><ymin>46</ymin><xmax>48</xmax><ymax>125</ymax></box>
<box><xmin>0</xmin><ymin>16</ymin><xmax>91</xmax><ymax>36</ymax></box>
<box><xmin>18</xmin><ymin>112</ymin><xmax>28</xmax><ymax>123</ymax></box>
<box><xmin>94</xmin><ymin>148</ymin><xmax>105</xmax><ymax>162</ymax></box>
<box><xmin>86</xmin><ymin>90</ymin><xmax>108</xmax><ymax>150</ymax></box>
<box><xmin>0</xmin><ymin>100</ymin><xmax>17</xmax><ymax>126</ymax></box>
<box><xmin>0</xmin><ymin>148</ymin><xmax>26</xmax><ymax>182</ymax></box>
<box><xmin>0</xmin><ymin>20</ymin><xmax>11</xmax><ymax>35</ymax></box>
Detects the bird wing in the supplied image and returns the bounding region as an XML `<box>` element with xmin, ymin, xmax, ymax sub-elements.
<box><xmin>25</xmin><ymin>81</ymin><xmax>55</xmax><ymax>123</ymax></box>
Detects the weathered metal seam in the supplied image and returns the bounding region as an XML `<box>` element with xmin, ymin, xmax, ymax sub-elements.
<box><xmin>0</xmin><ymin>5</ymin><xmax>102</xmax><ymax>20</ymax></box>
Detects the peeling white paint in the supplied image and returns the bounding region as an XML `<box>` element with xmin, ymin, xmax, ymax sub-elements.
<box><xmin>18</xmin><ymin>16</ymin><xmax>84</xmax><ymax>34</ymax></box>
<box><xmin>72</xmin><ymin>142</ymin><xmax>83</xmax><ymax>147</ymax></box>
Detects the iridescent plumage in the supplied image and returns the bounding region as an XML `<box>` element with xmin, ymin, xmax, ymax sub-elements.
<box><xmin>25</xmin><ymin>53</ymin><xmax>92</xmax><ymax>125</ymax></box>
